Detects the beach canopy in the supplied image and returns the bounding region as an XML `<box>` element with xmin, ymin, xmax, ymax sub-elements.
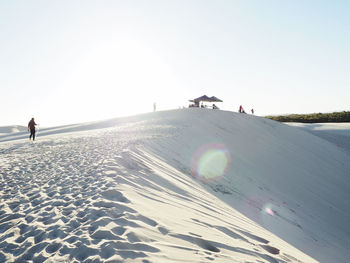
<box><xmin>189</xmin><ymin>95</ymin><xmax>223</xmax><ymax>103</ymax></box>
<box><xmin>209</xmin><ymin>96</ymin><xmax>223</xmax><ymax>102</ymax></box>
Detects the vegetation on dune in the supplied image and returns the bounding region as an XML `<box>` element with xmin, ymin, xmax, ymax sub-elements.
<box><xmin>265</xmin><ymin>111</ymin><xmax>350</xmax><ymax>123</ymax></box>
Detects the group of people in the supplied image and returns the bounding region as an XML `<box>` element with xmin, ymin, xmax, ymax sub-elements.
<box><xmin>239</xmin><ymin>105</ymin><xmax>254</xmax><ymax>114</ymax></box>
<box><xmin>189</xmin><ymin>102</ymin><xmax>220</xmax><ymax>109</ymax></box>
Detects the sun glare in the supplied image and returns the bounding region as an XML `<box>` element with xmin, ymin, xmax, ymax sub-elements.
<box><xmin>59</xmin><ymin>40</ymin><xmax>177</xmax><ymax>121</ymax></box>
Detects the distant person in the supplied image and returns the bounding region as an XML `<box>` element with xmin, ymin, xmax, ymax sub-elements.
<box><xmin>251</xmin><ymin>109</ymin><xmax>254</xmax><ymax>114</ymax></box>
<box><xmin>239</xmin><ymin>105</ymin><xmax>245</xmax><ymax>113</ymax></box>
<box><xmin>153</xmin><ymin>102</ymin><xmax>157</xmax><ymax>112</ymax></box>
<box><xmin>28</xmin><ymin>117</ymin><xmax>37</xmax><ymax>141</ymax></box>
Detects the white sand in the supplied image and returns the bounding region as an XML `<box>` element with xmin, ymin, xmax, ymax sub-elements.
<box><xmin>1</xmin><ymin>109</ymin><xmax>349</xmax><ymax>262</ymax></box>
<box><xmin>287</xmin><ymin>122</ymin><xmax>350</xmax><ymax>155</ymax></box>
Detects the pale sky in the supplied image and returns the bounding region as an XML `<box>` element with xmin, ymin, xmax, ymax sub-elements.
<box><xmin>1</xmin><ymin>0</ymin><xmax>349</xmax><ymax>127</ymax></box>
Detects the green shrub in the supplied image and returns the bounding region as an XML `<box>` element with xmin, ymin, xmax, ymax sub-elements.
<box><xmin>265</xmin><ymin>111</ymin><xmax>350</xmax><ymax>123</ymax></box>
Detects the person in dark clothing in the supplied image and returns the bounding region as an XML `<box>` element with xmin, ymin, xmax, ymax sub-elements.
<box><xmin>239</xmin><ymin>105</ymin><xmax>245</xmax><ymax>113</ymax></box>
<box><xmin>28</xmin><ymin>118</ymin><xmax>37</xmax><ymax>141</ymax></box>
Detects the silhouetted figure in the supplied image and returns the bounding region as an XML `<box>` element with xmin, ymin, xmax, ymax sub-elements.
<box><xmin>153</xmin><ymin>103</ymin><xmax>156</xmax><ymax>112</ymax></box>
<box><xmin>28</xmin><ymin>118</ymin><xmax>37</xmax><ymax>141</ymax></box>
<box><xmin>251</xmin><ymin>109</ymin><xmax>254</xmax><ymax>114</ymax></box>
<box><xmin>239</xmin><ymin>105</ymin><xmax>245</xmax><ymax>113</ymax></box>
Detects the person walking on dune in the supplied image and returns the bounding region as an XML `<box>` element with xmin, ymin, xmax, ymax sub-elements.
<box><xmin>28</xmin><ymin>117</ymin><xmax>37</xmax><ymax>141</ymax></box>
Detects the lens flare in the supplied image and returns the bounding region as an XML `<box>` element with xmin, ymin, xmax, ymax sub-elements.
<box><xmin>191</xmin><ymin>143</ymin><xmax>231</xmax><ymax>182</ymax></box>
<box><xmin>263</xmin><ymin>204</ymin><xmax>275</xmax><ymax>216</ymax></box>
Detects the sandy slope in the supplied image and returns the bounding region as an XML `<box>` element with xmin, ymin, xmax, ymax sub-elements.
<box><xmin>0</xmin><ymin>126</ymin><xmax>26</xmax><ymax>136</ymax></box>
<box><xmin>287</xmin><ymin>122</ymin><xmax>350</xmax><ymax>155</ymax></box>
<box><xmin>0</xmin><ymin>109</ymin><xmax>349</xmax><ymax>262</ymax></box>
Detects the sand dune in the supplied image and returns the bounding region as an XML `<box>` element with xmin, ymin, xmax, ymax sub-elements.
<box><xmin>0</xmin><ymin>126</ymin><xmax>26</xmax><ymax>135</ymax></box>
<box><xmin>1</xmin><ymin>109</ymin><xmax>349</xmax><ymax>262</ymax></box>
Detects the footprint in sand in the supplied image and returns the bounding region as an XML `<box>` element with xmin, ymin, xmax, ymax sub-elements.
<box><xmin>45</xmin><ymin>242</ymin><xmax>62</xmax><ymax>253</ymax></box>
<box><xmin>34</xmin><ymin>231</ymin><xmax>47</xmax><ymax>243</ymax></box>
<box><xmin>101</xmin><ymin>189</ymin><xmax>130</xmax><ymax>203</ymax></box>
<box><xmin>236</xmin><ymin>229</ymin><xmax>269</xmax><ymax>244</ymax></box>
<box><xmin>260</xmin><ymin>244</ymin><xmax>280</xmax><ymax>255</ymax></box>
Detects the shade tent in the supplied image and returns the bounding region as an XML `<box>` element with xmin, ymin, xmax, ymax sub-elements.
<box><xmin>189</xmin><ymin>95</ymin><xmax>223</xmax><ymax>109</ymax></box>
<box><xmin>189</xmin><ymin>95</ymin><xmax>211</xmax><ymax>103</ymax></box>
<box><xmin>209</xmin><ymin>96</ymin><xmax>223</xmax><ymax>102</ymax></box>
<box><xmin>189</xmin><ymin>95</ymin><xmax>223</xmax><ymax>103</ymax></box>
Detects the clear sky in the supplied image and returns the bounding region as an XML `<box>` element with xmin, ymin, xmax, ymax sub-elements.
<box><xmin>1</xmin><ymin>0</ymin><xmax>349</xmax><ymax>127</ymax></box>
